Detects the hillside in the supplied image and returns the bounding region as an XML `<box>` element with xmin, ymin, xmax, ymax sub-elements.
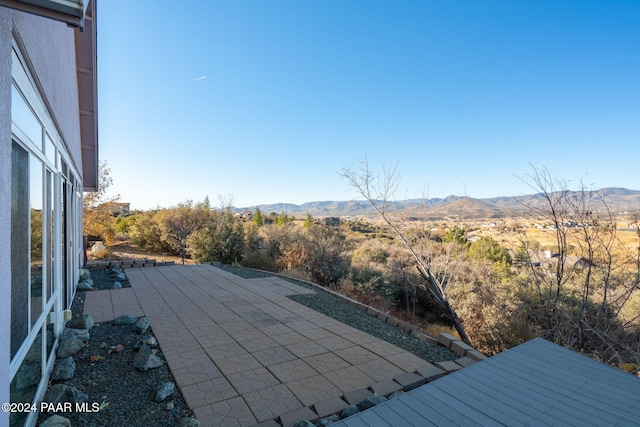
<box><xmin>237</xmin><ymin>188</ymin><xmax>640</xmax><ymax>219</ymax></box>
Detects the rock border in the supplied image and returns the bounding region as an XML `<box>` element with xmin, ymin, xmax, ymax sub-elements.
<box><xmin>86</xmin><ymin>259</ymin><xmax>176</xmax><ymax>269</ymax></box>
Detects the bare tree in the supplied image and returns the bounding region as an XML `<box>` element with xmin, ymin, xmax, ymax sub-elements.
<box><xmin>518</xmin><ymin>166</ymin><xmax>640</xmax><ymax>365</ymax></box>
<box><xmin>341</xmin><ymin>157</ymin><xmax>470</xmax><ymax>343</ymax></box>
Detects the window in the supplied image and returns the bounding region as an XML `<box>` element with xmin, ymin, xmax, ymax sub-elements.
<box><xmin>10</xmin><ymin>141</ymin><xmax>29</xmax><ymax>361</ymax></box>
<box><xmin>9</xmin><ymin>41</ymin><xmax>84</xmax><ymax>427</ymax></box>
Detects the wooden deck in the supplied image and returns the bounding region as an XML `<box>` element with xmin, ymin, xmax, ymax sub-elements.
<box><xmin>332</xmin><ymin>338</ymin><xmax>640</xmax><ymax>426</ymax></box>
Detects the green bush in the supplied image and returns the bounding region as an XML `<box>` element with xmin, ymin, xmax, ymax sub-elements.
<box><xmin>115</xmin><ymin>215</ymin><xmax>137</xmax><ymax>234</ymax></box>
<box><xmin>129</xmin><ymin>211</ymin><xmax>173</xmax><ymax>253</ymax></box>
<box><xmin>188</xmin><ymin>213</ymin><xmax>245</xmax><ymax>264</ymax></box>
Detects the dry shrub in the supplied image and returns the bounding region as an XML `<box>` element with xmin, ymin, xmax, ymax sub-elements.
<box><xmin>241</xmin><ymin>249</ymin><xmax>277</xmax><ymax>272</ymax></box>
<box><xmin>279</xmin><ymin>269</ymin><xmax>312</xmax><ymax>282</ymax></box>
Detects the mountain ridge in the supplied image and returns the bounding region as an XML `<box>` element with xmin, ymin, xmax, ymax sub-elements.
<box><xmin>235</xmin><ymin>188</ymin><xmax>640</xmax><ymax>218</ymax></box>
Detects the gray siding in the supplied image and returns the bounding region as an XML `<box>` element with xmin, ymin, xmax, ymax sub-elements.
<box><xmin>334</xmin><ymin>338</ymin><xmax>640</xmax><ymax>426</ymax></box>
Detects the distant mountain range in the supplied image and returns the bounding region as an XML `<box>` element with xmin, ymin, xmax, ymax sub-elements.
<box><xmin>236</xmin><ymin>188</ymin><xmax>640</xmax><ymax>219</ymax></box>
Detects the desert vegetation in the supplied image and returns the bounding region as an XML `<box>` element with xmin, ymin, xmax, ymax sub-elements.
<box><xmin>83</xmin><ymin>164</ymin><xmax>640</xmax><ymax>373</ymax></box>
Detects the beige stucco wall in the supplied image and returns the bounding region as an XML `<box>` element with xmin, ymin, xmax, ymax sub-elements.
<box><xmin>12</xmin><ymin>10</ymin><xmax>84</xmax><ymax>176</ymax></box>
<box><xmin>1</xmin><ymin>7</ymin><xmax>87</xmax><ymax>423</ymax></box>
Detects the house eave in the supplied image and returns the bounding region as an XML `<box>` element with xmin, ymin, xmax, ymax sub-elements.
<box><xmin>75</xmin><ymin>0</ymin><xmax>97</xmax><ymax>191</ymax></box>
<box><xmin>0</xmin><ymin>0</ymin><xmax>88</xmax><ymax>29</ymax></box>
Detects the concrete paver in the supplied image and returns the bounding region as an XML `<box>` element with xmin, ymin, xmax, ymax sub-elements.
<box><xmin>83</xmin><ymin>265</ymin><xmax>438</xmax><ymax>426</ymax></box>
<box><xmin>286</xmin><ymin>373</ymin><xmax>342</xmax><ymax>407</ymax></box>
<box><xmin>242</xmin><ymin>384</ymin><xmax>302</xmax><ymax>422</ymax></box>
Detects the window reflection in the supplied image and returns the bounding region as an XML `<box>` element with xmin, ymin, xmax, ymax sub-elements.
<box><xmin>11</xmin><ymin>85</ymin><xmax>42</xmax><ymax>149</ymax></box>
<box><xmin>30</xmin><ymin>155</ymin><xmax>43</xmax><ymax>327</ymax></box>
<box><xmin>11</xmin><ymin>141</ymin><xmax>29</xmax><ymax>360</ymax></box>
<box><xmin>46</xmin><ymin>170</ymin><xmax>54</xmax><ymax>301</ymax></box>
<box><xmin>10</xmin><ymin>327</ymin><xmax>43</xmax><ymax>427</ymax></box>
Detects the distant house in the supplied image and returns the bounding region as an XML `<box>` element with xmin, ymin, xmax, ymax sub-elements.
<box><xmin>527</xmin><ymin>250</ymin><xmax>596</xmax><ymax>270</ymax></box>
<box><xmin>1</xmin><ymin>1</ymin><xmax>98</xmax><ymax>426</ymax></box>
<box><xmin>102</xmin><ymin>201</ymin><xmax>131</xmax><ymax>217</ymax></box>
<box><xmin>240</xmin><ymin>210</ymin><xmax>254</xmax><ymax>220</ymax></box>
<box><xmin>324</xmin><ymin>217</ymin><xmax>341</xmax><ymax>227</ymax></box>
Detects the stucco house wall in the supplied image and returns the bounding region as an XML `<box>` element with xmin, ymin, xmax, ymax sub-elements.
<box><xmin>1</xmin><ymin>6</ymin><xmax>13</xmax><ymax>417</ymax></box>
<box><xmin>11</xmin><ymin>12</ymin><xmax>84</xmax><ymax>173</ymax></box>
<box><xmin>1</xmin><ymin>3</ymin><xmax>96</xmax><ymax>425</ymax></box>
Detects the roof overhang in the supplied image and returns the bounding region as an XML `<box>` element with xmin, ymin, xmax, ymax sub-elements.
<box><xmin>0</xmin><ymin>0</ymin><xmax>88</xmax><ymax>29</ymax></box>
<box><xmin>75</xmin><ymin>0</ymin><xmax>98</xmax><ymax>191</ymax></box>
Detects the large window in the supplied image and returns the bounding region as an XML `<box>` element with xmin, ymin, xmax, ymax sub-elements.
<box><xmin>10</xmin><ymin>141</ymin><xmax>29</xmax><ymax>361</ymax></box>
<box><xmin>10</xmin><ymin>42</ymin><xmax>83</xmax><ymax>427</ymax></box>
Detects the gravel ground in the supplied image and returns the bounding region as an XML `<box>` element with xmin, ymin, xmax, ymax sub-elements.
<box><xmin>214</xmin><ymin>264</ymin><xmax>458</xmax><ymax>363</ymax></box>
<box><xmin>37</xmin><ymin>268</ymin><xmax>193</xmax><ymax>427</ymax></box>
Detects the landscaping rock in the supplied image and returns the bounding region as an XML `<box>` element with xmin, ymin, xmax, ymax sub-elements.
<box><xmin>78</xmin><ymin>278</ymin><xmax>94</xmax><ymax>291</ymax></box>
<box><xmin>134</xmin><ymin>344</ymin><xmax>164</xmax><ymax>371</ymax></box>
<box><xmin>52</xmin><ymin>357</ymin><xmax>76</xmax><ymax>381</ymax></box>
<box><xmin>113</xmin><ymin>315</ymin><xmax>138</xmax><ymax>325</ymax></box>
<box><xmin>356</xmin><ymin>395</ymin><xmax>387</xmax><ymax>412</ymax></box>
<box><xmin>134</xmin><ymin>334</ymin><xmax>153</xmax><ymax>350</ymax></box>
<box><xmin>39</xmin><ymin>414</ymin><xmax>71</xmax><ymax>427</ymax></box>
<box><xmin>145</xmin><ymin>336</ymin><xmax>158</xmax><ymax>347</ymax></box>
<box><xmin>57</xmin><ymin>328</ymin><xmax>89</xmax><ymax>358</ymax></box>
<box><xmin>341</xmin><ymin>405</ymin><xmax>359</xmax><ymax>418</ymax></box>
<box><xmin>155</xmin><ymin>381</ymin><xmax>175</xmax><ymax>402</ymax></box>
<box><xmin>15</xmin><ymin>363</ymin><xmax>40</xmax><ymax>390</ymax></box>
<box><xmin>291</xmin><ymin>421</ymin><xmax>315</xmax><ymax>427</ymax></box>
<box><xmin>133</xmin><ymin>317</ymin><xmax>150</xmax><ymax>334</ymax></box>
<box><xmin>116</xmin><ymin>272</ymin><xmax>126</xmax><ymax>281</ymax></box>
<box><xmin>176</xmin><ymin>417</ymin><xmax>200</xmax><ymax>427</ymax></box>
<box><xmin>113</xmin><ymin>281</ymin><xmax>123</xmax><ymax>289</ymax></box>
<box><xmin>165</xmin><ymin>401</ymin><xmax>175</xmax><ymax>410</ymax></box>
<box><xmin>79</xmin><ymin>269</ymin><xmax>91</xmax><ymax>281</ymax></box>
<box><xmin>68</xmin><ymin>313</ymin><xmax>94</xmax><ymax>330</ymax></box>
<box><xmin>44</xmin><ymin>384</ymin><xmax>88</xmax><ymax>405</ymax></box>
<box><xmin>317</xmin><ymin>415</ymin><xmax>340</xmax><ymax>426</ymax></box>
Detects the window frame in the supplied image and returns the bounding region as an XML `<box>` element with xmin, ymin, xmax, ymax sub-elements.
<box><xmin>9</xmin><ymin>39</ymin><xmax>83</xmax><ymax>391</ymax></box>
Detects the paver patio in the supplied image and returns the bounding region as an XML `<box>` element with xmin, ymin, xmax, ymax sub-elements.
<box><xmin>83</xmin><ymin>265</ymin><xmax>435</xmax><ymax>426</ymax></box>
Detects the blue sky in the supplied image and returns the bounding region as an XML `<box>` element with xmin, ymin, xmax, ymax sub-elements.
<box><xmin>98</xmin><ymin>1</ymin><xmax>640</xmax><ymax>210</ymax></box>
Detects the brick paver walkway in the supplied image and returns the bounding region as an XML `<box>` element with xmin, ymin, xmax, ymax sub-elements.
<box><xmin>83</xmin><ymin>265</ymin><xmax>433</xmax><ymax>426</ymax></box>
